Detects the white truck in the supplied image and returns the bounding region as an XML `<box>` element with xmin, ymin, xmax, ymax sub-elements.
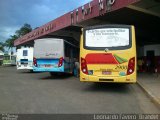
<box><xmin>16</xmin><ymin>47</ymin><xmax>34</xmax><ymax>70</ymax></box>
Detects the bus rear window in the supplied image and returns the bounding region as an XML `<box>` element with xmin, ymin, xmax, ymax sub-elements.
<box><xmin>23</xmin><ymin>50</ymin><xmax>28</xmax><ymax>56</ymax></box>
<box><xmin>34</xmin><ymin>39</ymin><xmax>64</xmax><ymax>59</ymax></box>
<box><xmin>85</xmin><ymin>28</ymin><xmax>130</xmax><ymax>49</ymax></box>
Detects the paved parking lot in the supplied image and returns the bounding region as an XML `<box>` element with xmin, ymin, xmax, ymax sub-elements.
<box><xmin>0</xmin><ymin>66</ymin><xmax>159</xmax><ymax>113</ymax></box>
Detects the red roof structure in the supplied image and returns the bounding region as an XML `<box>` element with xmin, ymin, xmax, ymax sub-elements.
<box><xmin>14</xmin><ymin>0</ymin><xmax>140</xmax><ymax>46</ymax></box>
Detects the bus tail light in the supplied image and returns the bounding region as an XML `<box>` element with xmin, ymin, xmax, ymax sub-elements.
<box><xmin>81</xmin><ymin>57</ymin><xmax>88</xmax><ymax>75</ymax></box>
<box><xmin>58</xmin><ymin>57</ymin><xmax>63</xmax><ymax>67</ymax></box>
<box><xmin>127</xmin><ymin>57</ymin><xmax>135</xmax><ymax>75</ymax></box>
<box><xmin>33</xmin><ymin>57</ymin><xmax>37</xmax><ymax>67</ymax></box>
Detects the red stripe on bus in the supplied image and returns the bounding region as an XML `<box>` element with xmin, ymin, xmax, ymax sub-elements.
<box><xmin>85</xmin><ymin>53</ymin><xmax>119</xmax><ymax>64</ymax></box>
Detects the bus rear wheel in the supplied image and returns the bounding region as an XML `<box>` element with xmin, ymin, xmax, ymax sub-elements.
<box><xmin>50</xmin><ymin>72</ymin><xmax>63</xmax><ymax>76</ymax></box>
<box><xmin>50</xmin><ymin>72</ymin><xmax>58</xmax><ymax>76</ymax></box>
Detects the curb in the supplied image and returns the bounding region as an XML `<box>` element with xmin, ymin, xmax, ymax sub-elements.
<box><xmin>137</xmin><ymin>81</ymin><xmax>160</xmax><ymax>109</ymax></box>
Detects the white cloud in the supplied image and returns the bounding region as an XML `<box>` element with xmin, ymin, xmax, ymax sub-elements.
<box><xmin>0</xmin><ymin>0</ymin><xmax>92</xmax><ymax>42</ymax></box>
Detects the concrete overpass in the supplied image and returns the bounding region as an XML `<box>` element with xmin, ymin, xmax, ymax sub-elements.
<box><xmin>14</xmin><ymin>0</ymin><xmax>160</xmax><ymax>47</ymax></box>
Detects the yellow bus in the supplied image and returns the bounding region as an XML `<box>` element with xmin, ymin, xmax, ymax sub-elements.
<box><xmin>80</xmin><ymin>25</ymin><xmax>136</xmax><ymax>83</ymax></box>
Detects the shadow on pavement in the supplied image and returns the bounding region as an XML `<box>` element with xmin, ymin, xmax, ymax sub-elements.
<box><xmin>83</xmin><ymin>83</ymin><xmax>132</xmax><ymax>94</ymax></box>
<box><xmin>39</xmin><ymin>73</ymin><xmax>73</xmax><ymax>80</ymax></box>
<box><xmin>18</xmin><ymin>70</ymin><xmax>41</xmax><ymax>74</ymax></box>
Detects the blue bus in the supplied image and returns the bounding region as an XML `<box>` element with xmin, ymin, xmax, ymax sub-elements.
<box><xmin>33</xmin><ymin>38</ymin><xmax>79</xmax><ymax>76</ymax></box>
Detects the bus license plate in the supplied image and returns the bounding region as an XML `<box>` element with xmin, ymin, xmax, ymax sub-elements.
<box><xmin>102</xmin><ymin>71</ymin><xmax>111</xmax><ymax>75</ymax></box>
<box><xmin>24</xmin><ymin>64</ymin><xmax>28</xmax><ymax>67</ymax></box>
<box><xmin>45</xmin><ymin>65</ymin><xmax>51</xmax><ymax>68</ymax></box>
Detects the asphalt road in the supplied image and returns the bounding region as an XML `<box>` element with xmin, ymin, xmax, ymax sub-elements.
<box><xmin>0</xmin><ymin>66</ymin><xmax>159</xmax><ymax>114</ymax></box>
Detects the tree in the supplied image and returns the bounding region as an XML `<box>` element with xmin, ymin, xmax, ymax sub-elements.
<box><xmin>5</xmin><ymin>23</ymin><xmax>32</xmax><ymax>55</ymax></box>
<box><xmin>15</xmin><ymin>23</ymin><xmax>32</xmax><ymax>37</ymax></box>
<box><xmin>0</xmin><ymin>42</ymin><xmax>5</xmax><ymax>52</ymax></box>
<box><xmin>5</xmin><ymin>35</ymin><xmax>18</xmax><ymax>49</ymax></box>
<box><xmin>5</xmin><ymin>35</ymin><xmax>18</xmax><ymax>54</ymax></box>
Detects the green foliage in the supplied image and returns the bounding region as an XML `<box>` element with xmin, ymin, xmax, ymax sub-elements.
<box><xmin>5</xmin><ymin>35</ymin><xmax>18</xmax><ymax>49</ymax></box>
<box><xmin>0</xmin><ymin>42</ymin><xmax>5</xmax><ymax>52</ymax></box>
<box><xmin>4</xmin><ymin>23</ymin><xmax>32</xmax><ymax>53</ymax></box>
<box><xmin>15</xmin><ymin>23</ymin><xmax>32</xmax><ymax>37</ymax></box>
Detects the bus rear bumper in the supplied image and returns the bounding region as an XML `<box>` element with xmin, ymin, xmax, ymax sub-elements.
<box><xmin>80</xmin><ymin>75</ymin><xmax>136</xmax><ymax>83</ymax></box>
<box><xmin>17</xmin><ymin>66</ymin><xmax>33</xmax><ymax>70</ymax></box>
<box><xmin>33</xmin><ymin>67</ymin><xmax>64</xmax><ymax>72</ymax></box>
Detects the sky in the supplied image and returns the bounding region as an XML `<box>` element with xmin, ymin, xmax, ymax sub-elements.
<box><xmin>0</xmin><ymin>0</ymin><xmax>91</xmax><ymax>43</ymax></box>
